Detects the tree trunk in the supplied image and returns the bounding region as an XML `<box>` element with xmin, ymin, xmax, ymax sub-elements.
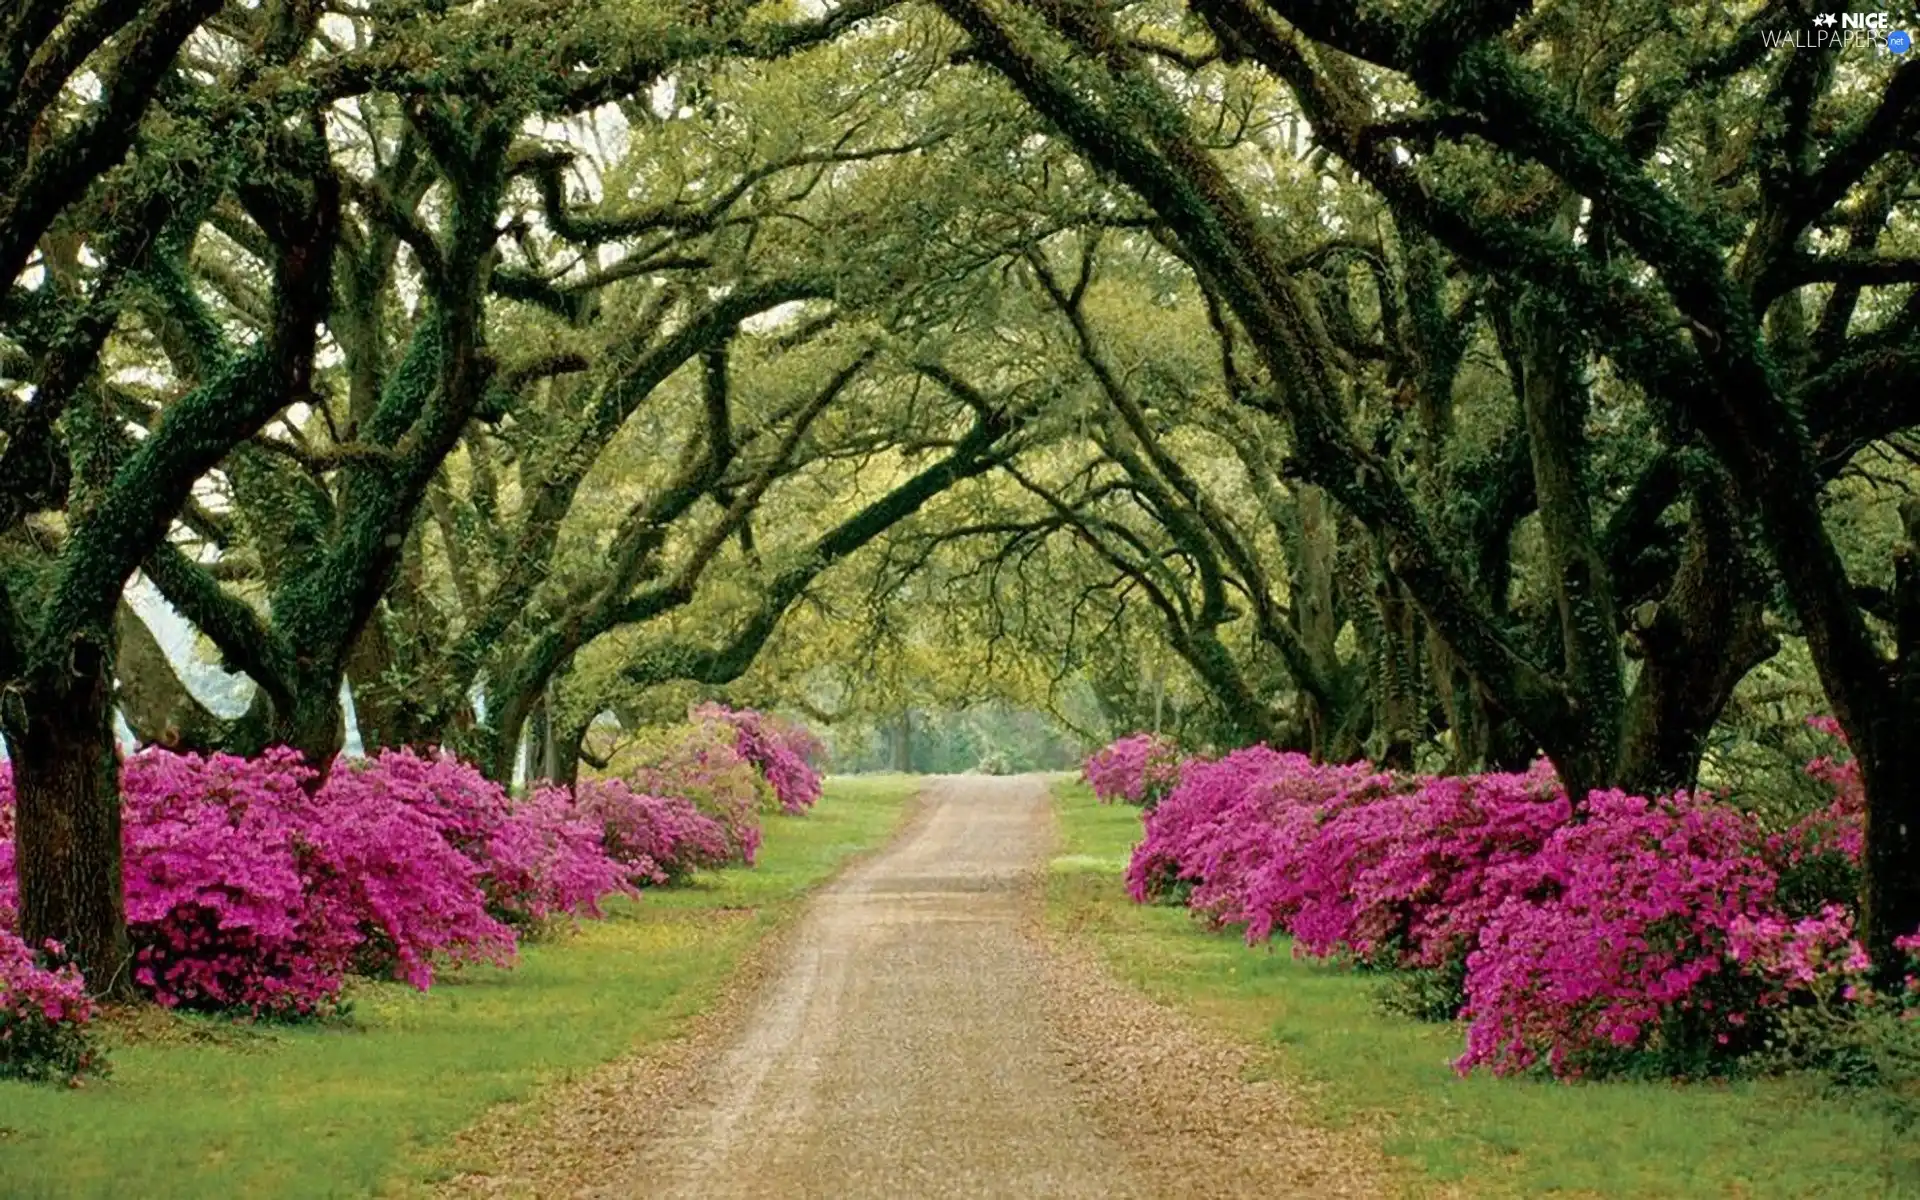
<box><xmin>1473</xmin><ymin>685</ymin><xmax>1539</xmax><ymax>773</ymax></box>
<box><xmin>547</xmin><ymin>712</ymin><xmax>588</xmax><ymax>789</ymax></box>
<box><xmin>274</xmin><ymin>679</ymin><xmax>347</xmax><ymax>782</ymax></box>
<box><xmin>1502</xmin><ymin>288</ymin><xmax>1622</xmax><ymax>802</ymax></box>
<box><xmin>525</xmin><ymin>693</ymin><xmax>551</xmax><ymax>784</ymax></box>
<box><xmin>1287</xmin><ymin>485</ymin><xmax>1348</xmax><ymax>760</ymax></box>
<box><xmin>1424</xmin><ymin>632</ymin><xmax>1477</xmax><ymax>773</ymax></box>
<box><xmin>4</xmin><ymin>641</ymin><xmax>132</xmax><ymax>996</ymax></box>
<box><xmin>520</xmin><ymin>682</ymin><xmax>569</xmax><ymax>785</ymax></box>
<box><xmin>1617</xmin><ymin>478</ymin><xmax>1776</xmax><ymax>795</ymax></box>
<box><xmin>889</xmin><ymin>710</ymin><xmax>913</xmax><ymax>773</ymax></box>
<box><xmin>1858</xmin><ymin>729</ymin><xmax>1920</xmax><ymax>980</ymax></box>
<box><xmin>344</xmin><ymin>615</ymin><xmax>416</xmax><ymax>752</ymax></box>
<box><xmin>1862</xmin><ymin>512</ymin><xmax>1920</xmax><ymax>978</ymax></box>
<box><xmin>1370</xmin><ymin>566</ymin><xmax>1420</xmax><ymax>771</ymax></box>
<box><xmin>479</xmin><ymin>681</ymin><xmax>540</xmax><ymax>785</ymax></box>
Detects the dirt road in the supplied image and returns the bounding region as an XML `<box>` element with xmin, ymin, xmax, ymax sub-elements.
<box><xmin>593</xmin><ymin>776</ymin><xmax>1385</xmax><ymax>1199</ymax></box>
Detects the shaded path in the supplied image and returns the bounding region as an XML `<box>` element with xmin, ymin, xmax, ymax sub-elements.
<box><xmin>592</xmin><ymin>775</ymin><xmax>1391</xmax><ymax>1199</ymax></box>
<box><xmin>443</xmin><ymin>775</ymin><xmax>1395</xmax><ymax>1198</ymax></box>
<box><xmin>608</xmin><ymin>776</ymin><xmax>1132</xmax><ymax>1198</ymax></box>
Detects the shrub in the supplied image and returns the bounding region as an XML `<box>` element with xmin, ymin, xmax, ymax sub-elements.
<box><xmin>0</xmin><ymin>747</ymin><xmax>672</xmax><ymax>1023</ymax></box>
<box><xmin>777</xmin><ymin>717</ymin><xmax>828</xmax><ymax>770</ymax></box>
<box><xmin>1122</xmin><ymin>747</ymin><xmax>1237</xmax><ymax>904</ymax></box>
<box><xmin>695</xmin><ymin>704</ymin><xmax>824</xmax><ymax>815</ymax></box>
<box><xmin>305</xmin><ymin>762</ymin><xmax>518</xmax><ymax>990</ymax></box>
<box><xmin>340</xmin><ymin>750</ymin><xmax>626</xmax><ymax>928</ymax></box>
<box><xmin>1767</xmin><ymin>717</ymin><xmax>1865</xmax><ymax>918</ymax></box>
<box><xmin>485</xmin><ymin>787</ymin><xmax>635</xmax><ymax>924</ymax></box>
<box><xmin>1125</xmin><ymin>746</ymin><xmax>1385</xmax><ymax>930</ymax></box>
<box><xmin>1116</xmin><ymin>735</ymin><xmax>1883</xmax><ymax>1081</ymax></box>
<box><xmin>343</xmin><ymin>748</ymin><xmax>511</xmax><ymax>860</ymax></box>
<box><xmin>572</xmin><ymin>779</ymin><xmax>732</xmax><ymax>886</ymax></box>
<box><xmin>1456</xmin><ymin>790</ymin><xmax>1865</xmax><ymax>1079</ymax></box>
<box><xmin>0</xmin><ymin>931</ymin><xmax>104</xmax><ymax>1084</ymax></box>
<box><xmin>1229</xmin><ymin>759</ymin><xmax>1410</xmax><ymax>944</ymax></box>
<box><xmin>117</xmin><ymin>748</ymin><xmax>363</xmax><ymax>1017</ymax></box>
<box><xmin>1084</xmin><ymin>733</ymin><xmax>1182</xmax><ymax>808</ymax></box>
<box><xmin>613</xmin><ymin>720</ymin><xmax>766</xmax><ymax>865</ymax></box>
<box><xmin>0</xmin><ymin>748</ymin><xmax>525</xmax><ymax>1017</ymax></box>
<box><xmin>1285</xmin><ymin>764</ymin><xmax>1571</xmax><ymax>970</ymax></box>
<box><xmin>1376</xmin><ymin>956</ymin><xmax>1473</xmax><ymax>1024</ymax></box>
<box><xmin>1763</xmin><ymin>930</ymin><xmax>1920</xmax><ymax>1142</ymax></box>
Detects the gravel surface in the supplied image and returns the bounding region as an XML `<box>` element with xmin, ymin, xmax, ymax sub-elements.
<box><xmin>436</xmin><ymin>775</ymin><xmax>1400</xmax><ymax>1198</ymax></box>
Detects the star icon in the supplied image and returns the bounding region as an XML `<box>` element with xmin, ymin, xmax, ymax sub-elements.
<box><xmin>1814</xmin><ymin>11</ymin><xmax>1837</xmax><ymax>25</ymax></box>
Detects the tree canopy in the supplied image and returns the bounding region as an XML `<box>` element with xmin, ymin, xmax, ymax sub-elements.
<box><xmin>4</xmin><ymin>0</ymin><xmax>1919</xmax><ymax>984</ymax></box>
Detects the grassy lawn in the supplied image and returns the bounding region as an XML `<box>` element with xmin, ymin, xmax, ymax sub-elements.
<box><xmin>0</xmin><ymin>774</ymin><xmax>918</xmax><ymax>1200</ymax></box>
<box><xmin>1048</xmin><ymin>779</ymin><xmax>1920</xmax><ymax>1199</ymax></box>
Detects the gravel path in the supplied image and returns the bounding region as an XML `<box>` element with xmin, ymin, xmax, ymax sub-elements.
<box><xmin>441</xmin><ymin>775</ymin><xmax>1394</xmax><ymax>1198</ymax></box>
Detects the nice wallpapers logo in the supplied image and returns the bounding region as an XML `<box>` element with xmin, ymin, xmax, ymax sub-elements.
<box><xmin>1763</xmin><ymin>10</ymin><xmax>1915</xmax><ymax>51</ymax></box>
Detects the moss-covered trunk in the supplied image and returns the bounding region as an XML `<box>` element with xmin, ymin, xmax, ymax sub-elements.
<box><xmin>1616</xmin><ymin>477</ymin><xmax>1776</xmax><ymax>796</ymax></box>
<box><xmin>1858</xmin><ymin>514</ymin><xmax>1920</xmax><ymax>978</ymax></box>
<box><xmin>237</xmin><ymin>672</ymin><xmax>348</xmax><ymax>784</ymax></box>
<box><xmin>1857</xmin><ymin>728</ymin><xmax>1920</xmax><ymax>984</ymax></box>
<box><xmin>4</xmin><ymin>643</ymin><xmax>131</xmax><ymax>996</ymax></box>
<box><xmin>1499</xmin><ymin>287</ymin><xmax>1621</xmax><ymax>801</ymax></box>
<box><xmin>548</xmin><ymin>713</ymin><xmax>588</xmax><ymax>789</ymax></box>
<box><xmin>1288</xmin><ymin>486</ymin><xmax>1356</xmax><ymax>761</ymax></box>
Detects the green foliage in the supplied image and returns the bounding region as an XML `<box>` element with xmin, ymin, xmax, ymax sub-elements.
<box><xmin>1758</xmin><ymin>992</ymin><xmax>1920</xmax><ymax>1188</ymax></box>
<box><xmin>1374</xmin><ymin>955</ymin><xmax>1470</xmax><ymax>1025</ymax></box>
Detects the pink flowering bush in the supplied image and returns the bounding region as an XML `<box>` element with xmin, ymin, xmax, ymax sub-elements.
<box><xmin>1084</xmin><ymin>733</ymin><xmax>1183</xmax><ymax>808</ymax></box>
<box><xmin>1124</xmin><ymin>745</ymin><xmax>1288</xmax><ymax>907</ymax></box>
<box><xmin>0</xmin><ymin>731</ymin><xmax>814</xmax><ymax>1029</ymax></box>
<box><xmin>771</xmin><ymin>717</ymin><xmax>827</xmax><ymax>771</ymax></box>
<box><xmin>112</xmin><ymin>749</ymin><xmax>364</xmax><ymax>1016</ymax></box>
<box><xmin>347</xmin><ymin>749</ymin><xmax>511</xmax><ymax>861</ymax></box>
<box><xmin>485</xmin><ymin>787</ymin><xmax>635</xmax><ymax>923</ymax></box>
<box><xmin>1</xmin><ymin>931</ymin><xmax>103</xmax><ymax>1083</ymax></box>
<box><xmin>1</xmin><ymin>748</ymin><xmax>523</xmax><ymax>1017</ymax></box>
<box><xmin>1125</xmin><ymin>746</ymin><xmax>1382</xmax><ymax>925</ymax></box>
<box><xmin>1457</xmin><ymin>789</ymin><xmax>1866</xmax><ymax>1078</ymax></box>
<box><xmin>572</xmin><ymin>779</ymin><xmax>733</xmax><ymax>886</ymax></box>
<box><xmin>615</xmin><ymin>720</ymin><xmax>766</xmax><ymax>866</ymax></box>
<box><xmin>1765</xmin><ymin>717</ymin><xmax>1866</xmax><ymax>919</ymax></box>
<box><xmin>303</xmin><ymin>760</ymin><xmax>518</xmax><ymax>990</ymax></box>
<box><xmin>1120</xmin><ymin>727</ymin><xmax>1888</xmax><ymax>1081</ymax></box>
<box><xmin>695</xmin><ymin>704</ymin><xmax>824</xmax><ymax>815</ymax></box>
<box><xmin>1223</xmin><ymin>760</ymin><xmax>1411</xmax><ymax>943</ymax></box>
<box><xmin>340</xmin><ymin>750</ymin><xmax>627</xmax><ymax>928</ymax></box>
<box><xmin>1263</xmin><ymin>763</ymin><xmax>1570</xmax><ymax>967</ymax></box>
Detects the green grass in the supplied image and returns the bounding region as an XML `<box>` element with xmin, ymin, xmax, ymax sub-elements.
<box><xmin>0</xmin><ymin>774</ymin><xmax>919</xmax><ymax>1200</ymax></box>
<box><xmin>1048</xmin><ymin>780</ymin><xmax>1920</xmax><ymax>1199</ymax></box>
